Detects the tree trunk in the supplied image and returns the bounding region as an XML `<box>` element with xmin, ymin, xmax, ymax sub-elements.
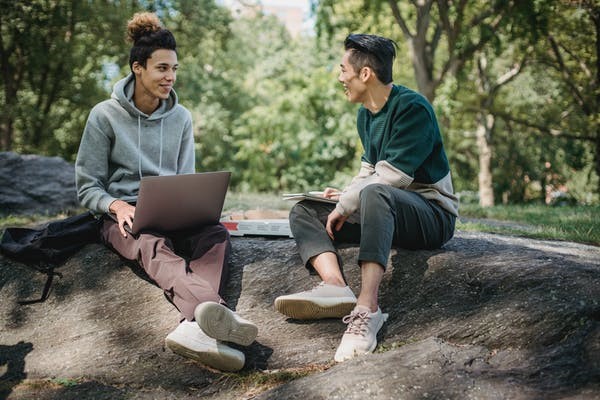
<box><xmin>476</xmin><ymin>112</ymin><xmax>495</xmax><ymax>207</ymax></box>
<box><xmin>0</xmin><ymin>117</ymin><xmax>13</xmax><ymax>151</ymax></box>
<box><xmin>596</xmin><ymin>132</ymin><xmax>600</xmax><ymax>193</ymax></box>
<box><xmin>408</xmin><ymin>37</ymin><xmax>436</xmax><ymax>102</ymax></box>
<box><xmin>1</xmin><ymin>81</ymin><xmax>16</xmax><ymax>151</ymax></box>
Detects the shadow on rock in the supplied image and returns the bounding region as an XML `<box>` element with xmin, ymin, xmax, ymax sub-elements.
<box><xmin>0</xmin><ymin>341</ymin><xmax>33</xmax><ymax>400</ymax></box>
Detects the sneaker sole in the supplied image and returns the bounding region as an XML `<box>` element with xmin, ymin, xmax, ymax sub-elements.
<box><xmin>195</xmin><ymin>302</ymin><xmax>258</xmax><ymax>346</ymax></box>
<box><xmin>165</xmin><ymin>337</ymin><xmax>245</xmax><ymax>372</ymax></box>
<box><xmin>274</xmin><ymin>298</ymin><xmax>357</xmax><ymax>320</ymax></box>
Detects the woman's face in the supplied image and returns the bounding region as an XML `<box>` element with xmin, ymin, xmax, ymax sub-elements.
<box><xmin>133</xmin><ymin>49</ymin><xmax>178</xmax><ymax>101</ymax></box>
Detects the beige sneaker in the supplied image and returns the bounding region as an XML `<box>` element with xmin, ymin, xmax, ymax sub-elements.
<box><xmin>165</xmin><ymin>320</ymin><xmax>245</xmax><ymax>371</ymax></box>
<box><xmin>274</xmin><ymin>282</ymin><xmax>357</xmax><ymax>319</ymax></box>
<box><xmin>334</xmin><ymin>305</ymin><xmax>388</xmax><ymax>362</ymax></box>
<box><xmin>194</xmin><ymin>302</ymin><xmax>258</xmax><ymax>346</ymax></box>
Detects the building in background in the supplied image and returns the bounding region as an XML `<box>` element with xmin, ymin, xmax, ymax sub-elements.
<box><xmin>219</xmin><ymin>0</ymin><xmax>313</xmax><ymax>37</ymax></box>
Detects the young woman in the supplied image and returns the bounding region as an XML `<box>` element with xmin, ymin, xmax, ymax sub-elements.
<box><xmin>75</xmin><ymin>12</ymin><xmax>257</xmax><ymax>372</ymax></box>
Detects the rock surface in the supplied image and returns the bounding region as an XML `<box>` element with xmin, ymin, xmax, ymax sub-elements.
<box><xmin>0</xmin><ymin>152</ymin><xmax>79</xmax><ymax>216</ymax></box>
<box><xmin>1</xmin><ymin>231</ymin><xmax>599</xmax><ymax>399</ymax></box>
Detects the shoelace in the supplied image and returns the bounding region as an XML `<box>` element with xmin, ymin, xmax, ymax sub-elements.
<box><xmin>342</xmin><ymin>310</ymin><xmax>371</xmax><ymax>336</ymax></box>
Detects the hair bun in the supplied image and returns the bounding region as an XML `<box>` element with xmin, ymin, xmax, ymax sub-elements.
<box><xmin>127</xmin><ymin>12</ymin><xmax>162</xmax><ymax>43</ymax></box>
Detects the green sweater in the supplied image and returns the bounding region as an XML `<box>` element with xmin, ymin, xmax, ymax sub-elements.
<box><xmin>336</xmin><ymin>85</ymin><xmax>459</xmax><ymax>217</ymax></box>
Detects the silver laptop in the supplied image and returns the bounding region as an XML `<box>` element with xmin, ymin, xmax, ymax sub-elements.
<box><xmin>113</xmin><ymin>171</ymin><xmax>231</xmax><ymax>235</ymax></box>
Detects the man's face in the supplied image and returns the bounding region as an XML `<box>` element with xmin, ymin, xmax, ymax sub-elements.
<box><xmin>338</xmin><ymin>50</ymin><xmax>365</xmax><ymax>103</ymax></box>
<box><xmin>134</xmin><ymin>49</ymin><xmax>178</xmax><ymax>100</ymax></box>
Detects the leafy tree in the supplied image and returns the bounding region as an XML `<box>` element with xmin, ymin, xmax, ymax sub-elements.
<box><xmin>493</xmin><ymin>0</ymin><xmax>599</xmax><ymax>201</ymax></box>
<box><xmin>198</xmin><ymin>14</ymin><xmax>359</xmax><ymax>192</ymax></box>
<box><xmin>0</xmin><ymin>0</ymin><xmax>137</xmax><ymax>158</ymax></box>
<box><xmin>317</xmin><ymin>0</ymin><xmax>539</xmax><ymax>102</ymax></box>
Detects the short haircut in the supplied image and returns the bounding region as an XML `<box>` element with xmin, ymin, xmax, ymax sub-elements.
<box><xmin>344</xmin><ymin>34</ymin><xmax>396</xmax><ymax>84</ymax></box>
<box><xmin>127</xmin><ymin>12</ymin><xmax>177</xmax><ymax>70</ymax></box>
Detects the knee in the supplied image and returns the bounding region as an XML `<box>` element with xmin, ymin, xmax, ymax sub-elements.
<box><xmin>212</xmin><ymin>223</ymin><xmax>231</xmax><ymax>241</ymax></box>
<box><xmin>359</xmin><ymin>184</ymin><xmax>391</xmax><ymax>206</ymax></box>
<box><xmin>289</xmin><ymin>201</ymin><xmax>312</xmax><ymax>222</ymax></box>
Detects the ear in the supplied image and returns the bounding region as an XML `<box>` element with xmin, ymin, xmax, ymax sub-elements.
<box><xmin>132</xmin><ymin>61</ymin><xmax>143</xmax><ymax>76</ymax></box>
<box><xmin>359</xmin><ymin>66</ymin><xmax>373</xmax><ymax>83</ymax></box>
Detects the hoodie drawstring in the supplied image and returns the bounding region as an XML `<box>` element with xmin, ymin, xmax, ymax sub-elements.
<box><xmin>137</xmin><ymin>115</ymin><xmax>164</xmax><ymax>179</ymax></box>
<box><xmin>159</xmin><ymin>118</ymin><xmax>163</xmax><ymax>175</ymax></box>
<box><xmin>138</xmin><ymin>115</ymin><xmax>142</xmax><ymax>180</ymax></box>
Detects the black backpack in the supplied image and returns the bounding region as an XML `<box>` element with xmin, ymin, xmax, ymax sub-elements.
<box><xmin>0</xmin><ymin>211</ymin><xmax>102</xmax><ymax>304</ymax></box>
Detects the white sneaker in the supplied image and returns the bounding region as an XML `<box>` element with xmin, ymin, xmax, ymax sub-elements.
<box><xmin>165</xmin><ymin>320</ymin><xmax>245</xmax><ymax>371</ymax></box>
<box><xmin>334</xmin><ymin>305</ymin><xmax>388</xmax><ymax>362</ymax></box>
<box><xmin>194</xmin><ymin>302</ymin><xmax>258</xmax><ymax>346</ymax></box>
<box><xmin>274</xmin><ymin>282</ymin><xmax>357</xmax><ymax>320</ymax></box>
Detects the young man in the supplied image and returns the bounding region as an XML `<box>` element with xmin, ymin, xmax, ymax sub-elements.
<box><xmin>275</xmin><ymin>34</ymin><xmax>458</xmax><ymax>362</ymax></box>
<box><xmin>76</xmin><ymin>12</ymin><xmax>257</xmax><ymax>372</ymax></box>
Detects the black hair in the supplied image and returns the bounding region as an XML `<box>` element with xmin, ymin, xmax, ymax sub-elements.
<box><xmin>127</xmin><ymin>12</ymin><xmax>177</xmax><ymax>71</ymax></box>
<box><xmin>344</xmin><ymin>34</ymin><xmax>397</xmax><ymax>84</ymax></box>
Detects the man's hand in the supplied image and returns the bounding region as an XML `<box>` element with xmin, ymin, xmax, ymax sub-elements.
<box><xmin>109</xmin><ymin>200</ymin><xmax>135</xmax><ymax>237</ymax></box>
<box><xmin>326</xmin><ymin>208</ymin><xmax>348</xmax><ymax>240</ymax></box>
<box><xmin>323</xmin><ymin>187</ymin><xmax>342</xmax><ymax>200</ymax></box>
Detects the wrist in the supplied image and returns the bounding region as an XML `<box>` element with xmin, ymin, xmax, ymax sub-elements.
<box><xmin>109</xmin><ymin>199</ymin><xmax>124</xmax><ymax>214</ymax></box>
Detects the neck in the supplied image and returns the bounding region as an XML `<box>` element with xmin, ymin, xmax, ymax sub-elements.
<box><xmin>133</xmin><ymin>84</ymin><xmax>160</xmax><ymax>115</ymax></box>
<box><xmin>362</xmin><ymin>83</ymin><xmax>393</xmax><ymax>114</ymax></box>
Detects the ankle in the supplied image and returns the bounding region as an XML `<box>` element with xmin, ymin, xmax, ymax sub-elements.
<box><xmin>356</xmin><ymin>301</ymin><xmax>378</xmax><ymax>313</ymax></box>
<box><xmin>322</xmin><ymin>279</ymin><xmax>346</xmax><ymax>287</ymax></box>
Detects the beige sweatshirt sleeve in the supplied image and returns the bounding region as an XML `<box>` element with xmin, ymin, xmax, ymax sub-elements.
<box><xmin>335</xmin><ymin>160</ymin><xmax>414</xmax><ymax>216</ymax></box>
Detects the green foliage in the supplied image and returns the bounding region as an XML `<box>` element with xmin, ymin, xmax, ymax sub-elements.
<box><xmin>0</xmin><ymin>0</ymin><xmax>137</xmax><ymax>159</ymax></box>
<box><xmin>1</xmin><ymin>0</ymin><xmax>597</xmax><ymax>203</ymax></box>
<box><xmin>190</xmin><ymin>14</ymin><xmax>359</xmax><ymax>192</ymax></box>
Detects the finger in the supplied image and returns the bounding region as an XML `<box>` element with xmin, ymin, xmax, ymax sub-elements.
<box><xmin>324</xmin><ymin>187</ymin><xmax>341</xmax><ymax>199</ymax></box>
<box><xmin>335</xmin><ymin>219</ymin><xmax>345</xmax><ymax>232</ymax></box>
<box><xmin>118</xmin><ymin>222</ymin><xmax>127</xmax><ymax>238</ymax></box>
<box><xmin>325</xmin><ymin>219</ymin><xmax>334</xmax><ymax>240</ymax></box>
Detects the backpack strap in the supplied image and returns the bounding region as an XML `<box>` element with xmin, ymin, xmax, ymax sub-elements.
<box><xmin>17</xmin><ymin>264</ymin><xmax>63</xmax><ymax>305</ymax></box>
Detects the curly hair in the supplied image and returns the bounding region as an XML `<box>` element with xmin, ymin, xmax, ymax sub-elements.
<box><xmin>127</xmin><ymin>12</ymin><xmax>176</xmax><ymax>70</ymax></box>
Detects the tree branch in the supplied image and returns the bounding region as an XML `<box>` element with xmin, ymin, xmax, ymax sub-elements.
<box><xmin>415</xmin><ymin>0</ymin><xmax>434</xmax><ymax>39</ymax></box>
<box><xmin>547</xmin><ymin>34</ymin><xmax>590</xmax><ymax>114</ymax></box>
<box><xmin>490</xmin><ymin>51</ymin><xmax>530</xmax><ymax>96</ymax></box>
<box><xmin>492</xmin><ymin>110</ymin><xmax>595</xmax><ymax>142</ymax></box>
<box><xmin>387</xmin><ymin>0</ymin><xmax>413</xmax><ymax>39</ymax></box>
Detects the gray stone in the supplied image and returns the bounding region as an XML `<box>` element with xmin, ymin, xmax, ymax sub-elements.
<box><xmin>0</xmin><ymin>232</ymin><xmax>599</xmax><ymax>399</ymax></box>
<box><xmin>0</xmin><ymin>152</ymin><xmax>79</xmax><ymax>216</ymax></box>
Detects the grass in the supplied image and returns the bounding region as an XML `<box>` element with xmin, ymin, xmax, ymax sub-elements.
<box><xmin>458</xmin><ymin>204</ymin><xmax>600</xmax><ymax>246</ymax></box>
<box><xmin>230</xmin><ymin>364</ymin><xmax>332</xmax><ymax>398</ymax></box>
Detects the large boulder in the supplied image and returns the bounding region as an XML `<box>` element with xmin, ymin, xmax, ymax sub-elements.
<box><xmin>0</xmin><ymin>152</ymin><xmax>79</xmax><ymax>216</ymax></box>
<box><xmin>0</xmin><ymin>231</ymin><xmax>599</xmax><ymax>399</ymax></box>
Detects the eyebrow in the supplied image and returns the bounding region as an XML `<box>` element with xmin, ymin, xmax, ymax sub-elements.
<box><xmin>156</xmin><ymin>63</ymin><xmax>179</xmax><ymax>67</ymax></box>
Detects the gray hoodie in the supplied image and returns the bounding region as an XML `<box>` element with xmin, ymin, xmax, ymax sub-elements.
<box><xmin>75</xmin><ymin>74</ymin><xmax>195</xmax><ymax>214</ymax></box>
